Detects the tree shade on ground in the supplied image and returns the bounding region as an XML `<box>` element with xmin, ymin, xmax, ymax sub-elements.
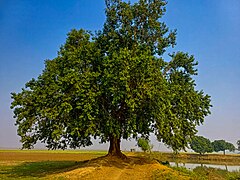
<box><xmin>11</xmin><ymin>0</ymin><xmax>211</xmax><ymax>158</ymax></box>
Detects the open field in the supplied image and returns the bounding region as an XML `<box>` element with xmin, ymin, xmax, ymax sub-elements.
<box><xmin>0</xmin><ymin>150</ymin><xmax>240</xmax><ymax>179</ymax></box>
<box><xmin>0</xmin><ymin>149</ymin><xmax>106</xmax><ymax>162</ymax></box>
<box><xmin>0</xmin><ymin>150</ymin><xmax>189</xmax><ymax>180</ymax></box>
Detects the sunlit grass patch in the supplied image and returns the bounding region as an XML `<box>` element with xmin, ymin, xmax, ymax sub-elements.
<box><xmin>227</xmin><ymin>170</ymin><xmax>240</xmax><ymax>180</ymax></box>
<box><xmin>152</xmin><ymin>167</ymin><xmax>193</xmax><ymax>180</ymax></box>
<box><xmin>193</xmin><ymin>166</ymin><xmax>240</xmax><ymax>180</ymax></box>
<box><xmin>171</xmin><ymin>166</ymin><xmax>205</xmax><ymax>180</ymax></box>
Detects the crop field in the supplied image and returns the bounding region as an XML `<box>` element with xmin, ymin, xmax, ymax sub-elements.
<box><xmin>0</xmin><ymin>150</ymin><xmax>104</xmax><ymax>179</ymax></box>
<box><xmin>0</xmin><ymin>150</ymin><xmax>240</xmax><ymax>179</ymax></box>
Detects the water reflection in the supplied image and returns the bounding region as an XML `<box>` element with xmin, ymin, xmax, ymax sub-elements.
<box><xmin>170</xmin><ymin>162</ymin><xmax>240</xmax><ymax>172</ymax></box>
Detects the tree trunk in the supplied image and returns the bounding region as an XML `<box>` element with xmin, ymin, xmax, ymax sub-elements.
<box><xmin>107</xmin><ymin>136</ymin><xmax>127</xmax><ymax>159</ymax></box>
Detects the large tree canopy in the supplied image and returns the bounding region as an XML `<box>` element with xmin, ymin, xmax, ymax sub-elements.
<box><xmin>11</xmin><ymin>0</ymin><xmax>211</xmax><ymax>157</ymax></box>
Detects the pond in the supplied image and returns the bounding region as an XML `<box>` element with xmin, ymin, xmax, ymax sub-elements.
<box><xmin>170</xmin><ymin>162</ymin><xmax>240</xmax><ymax>172</ymax></box>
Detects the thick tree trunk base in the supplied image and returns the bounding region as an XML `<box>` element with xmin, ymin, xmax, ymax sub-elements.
<box><xmin>106</xmin><ymin>151</ymin><xmax>127</xmax><ymax>159</ymax></box>
<box><xmin>107</xmin><ymin>136</ymin><xmax>127</xmax><ymax>159</ymax></box>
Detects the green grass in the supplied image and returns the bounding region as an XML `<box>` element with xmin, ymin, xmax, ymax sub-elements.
<box><xmin>227</xmin><ymin>170</ymin><xmax>240</xmax><ymax>180</ymax></box>
<box><xmin>193</xmin><ymin>166</ymin><xmax>240</xmax><ymax>180</ymax></box>
<box><xmin>0</xmin><ymin>161</ymin><xmax>81</xmax><ymax>179</ymax></box>
<box><xmin>171</xmin><ymin>166</ymin><xmax>205</xmax><ymax>180</ymax></box>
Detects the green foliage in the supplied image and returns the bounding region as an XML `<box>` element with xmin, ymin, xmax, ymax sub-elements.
<box><xmin>212</xmin><ymin>140</ymin><xmax>235</xmax><ymax>155</ymax></box>
<box><xmin>237</xmin><ymin>140</ymin><xmax>240</xmax><ymax>151</ymax></box>
<box><xmin>190</xmin><ymin>136</ymin><xmax>213</xmax><ymax>155</ymax></box>
<box><xmin>137</xmin><ymin>138</ymin><xmax>152</xmax><ymax>152</ymax></box>
<box><xmin>226</xmin><ymin>142</ymin><xmax>236</xmax><ymax>152</ymax></box>
<box><xmin>11</xmin><ymin>0</ymin><xmax>211</xmax><ymax>152</ymax></box>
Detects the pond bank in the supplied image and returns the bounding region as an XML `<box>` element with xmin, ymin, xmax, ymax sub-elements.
<box><xmin>169</xmin><ymin>161</ymin><xmax>240</xmax><ymax>172</ymax></box>
<box><xmin>151</xmin><ymin>152</ymin><xmax>240</xmax><ymax>166</ymax></box>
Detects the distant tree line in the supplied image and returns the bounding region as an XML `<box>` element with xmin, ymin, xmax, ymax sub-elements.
<box><xmin>190</xmin><ymin>136</ymin><xmax>236</xmax><ymax>155</ymax></box>
<box><xmin>237</xmin><ymin>140</ymin><xmax>240</xmax><ymax>151</ymax></box>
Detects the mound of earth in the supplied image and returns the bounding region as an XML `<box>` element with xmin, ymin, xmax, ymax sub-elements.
<box><xmin>47</xmin><ymin>156</ymin><xmax>191</xmax><ymax>180</ymax></box>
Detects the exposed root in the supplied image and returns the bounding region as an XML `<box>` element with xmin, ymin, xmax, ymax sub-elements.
<box><xmin>106</xmin><ymin>152</ymin><xmax>128</xmax><ymax>160</ymax></box>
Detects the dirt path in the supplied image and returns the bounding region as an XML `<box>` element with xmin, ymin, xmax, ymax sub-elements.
<box><xmin>48</xmin><ymin>156</ymin><xmax>190</xmax><ymax>180</ymax></box>
<box><xmin>111</xmin><ymin>163</ymin><xmax>129</xmax><ymax>180</ymax></box>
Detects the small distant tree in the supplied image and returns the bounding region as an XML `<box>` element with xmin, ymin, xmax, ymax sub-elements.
<box><xmin>212</xmin><ymin>140</ymin><xmax>235</xmax><ymax>155</ymax></box>
<box><xmin>226</xmin><ymin>142</ymin><xmax>236</xmax><ymax>152</ymax></box>
<box><xmin>137</xmin><ymin>138</ymin><xmax>152</xmax><ymax>152</ymax></box>
<box><xmin>237</xmin><ymin>140</ymin><xmax>240</xmax><ymax>151</ymax></box>
<box><xmin>190</xmin><ymin>136</ymin><xmax>213</xmax><ymax>155</ymax></box>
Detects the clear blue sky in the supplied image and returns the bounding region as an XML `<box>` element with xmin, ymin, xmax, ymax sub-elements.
<box><xmin>0</xmin><ymin>0</ymin><xmax>240</xmax><ymax>150</ymax></box>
